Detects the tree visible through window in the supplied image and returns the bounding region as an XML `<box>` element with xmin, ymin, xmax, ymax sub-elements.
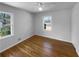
<box><xmin>0</xmin><ymin>12</ymin><xmax>13</xmax><ymax>38</ymax></box>
<box><xmin>43</xmin><ymin>16</ymin><xmax>52</xmax><ymax>31</ymax></box>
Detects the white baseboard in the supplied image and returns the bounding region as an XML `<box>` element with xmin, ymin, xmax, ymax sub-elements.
<box><xmin>72</xmin><ymin>42</ymin><xmax>79</xmax><ymax>56</ymax></box>
<box><xmin>75</xmin><ymin>48</ymin><xmax>79</xmax><ymax>56</ymax></box>
<box><xmin>77</xmin><ymin>52</ymin><xmax>79</xmax><ymax>56</ymax></box>
<box><xmin>0</xmin><ymin>34</ymin><xmax>72</xmax><ymax>53</ymax></box>
<box><xmin>37</xmin><ymin>35</ymin><xmax>71</xmax><ymax>43</ymax></box>
<box><xmin>0</xmin><ymin>35</ymin><xmax>33</xmax><ymax>53</ymax></box>
<box><xmin>38</xmin><ymin>35</ymin><xmax>79</xmax><ymax>56</ymax></box>
<box><xmin>1</xmin><ymin>34</ymin><xmax>78</xmax><ymax>56</ymax></box>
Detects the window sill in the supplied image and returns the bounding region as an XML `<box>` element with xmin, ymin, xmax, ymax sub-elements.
<box><xmin>0</xmin><ymin>34</ymin><xmax>14</xmax><ymax>40</ymax></box>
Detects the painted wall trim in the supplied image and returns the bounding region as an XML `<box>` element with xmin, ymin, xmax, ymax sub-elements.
<box><xmin>0</xmin><ymin>35</ymin><xmax>33</xmax><ymax>53</ymax></box>
<box><xmin>36</xmin><ymin>34</ymin><xmax>71</xmax><ymax>43</ymax></box>
<box><xmin>72</xmin><ymin>42</ymin><xmax>79</xmax><ymax>56</ymax></box>
<box><xmin>76</xmin><ymin>50</ymin><xmax>79</xmax><ymax>56</ymax></box>
<box><xmin>78</xmin><ymin>52</ymin><xmax>79</xmax><ymax>56</ymax></box>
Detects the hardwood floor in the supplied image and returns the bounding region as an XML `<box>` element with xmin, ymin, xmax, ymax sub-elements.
<box><xmin>1</xmin><ymin>35</ymin><xmax>78</xmax><ymax>57</ymax></box>
<box><xmin>0</xmin><ymin>54</ymin><xmax>2</xmax><ymax>57</ymax></box>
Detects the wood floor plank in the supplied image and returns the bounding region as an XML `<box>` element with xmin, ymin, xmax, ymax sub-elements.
<box><xmin>1</xmin><ymin>35</ymin><xmax>78</xmax><ymax>57</ymax></box>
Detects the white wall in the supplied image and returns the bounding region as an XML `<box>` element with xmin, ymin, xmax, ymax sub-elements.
<box><xmin>0</xmin><ymin>4</ymin><xmax>34</xmax><ymax>52</ymax></box>
<box><xmin>72</xmin><ymin>3</ymin><xmax>79</xmax><ymax>56</ymax></box>
<box><xmin>0</xmin><ymin>3</ymin><xmax>78</xmax><ymax>55</ymax></box>
<box><xmin>34</xmin><ymin>9</ymin><xmax>72</xmax><ymax>43</ymax></box>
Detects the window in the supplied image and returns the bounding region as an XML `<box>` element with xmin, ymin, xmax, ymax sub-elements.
<box><xmin>43</xmin><ymin>16</ymin><xmax>52</xmax><ymax>31</ymax></box>
<box><xmin>0</xmin><ymin>12</ymin><xmax>14</xmax><ymax>39</ymax></box>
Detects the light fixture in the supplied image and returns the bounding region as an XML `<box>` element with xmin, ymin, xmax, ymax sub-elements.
<box><xmin>35</xmin><ymin>2</ymin><xmax>55</xmax><ymax>11</ymax></box>
<box><xmin>38</xmin><ymin>3</ymin><xmax>43</xmax><ymax>11</ymax></box>
<box><xmin>38</xmin><ymin>7</ymin><xmax>43</xmax><ymax>11</ymax></box>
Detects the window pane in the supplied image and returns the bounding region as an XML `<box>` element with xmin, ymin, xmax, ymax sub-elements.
<box><xmin>4</xmin><ymin>14</ymin><xmax>10</xmax><ymax>24</ymax></box>
<box><xmin>43</xmin><ymin>16</ymin><xmax>52</xmax><ymax>31</ymax></box>
<box><xmin>0</xmin><ymin>13</ymin><xmax>4</xmax><ymax>19</ymax></box>
<box><xmin>0</xmin><ymin>12</ymin><xmax>11</xmax><ymax>37</ymax></box>
<box><xmin>43</xmin><ymin>16</ymin><xmax>51</xmax><ymax>23</ymax></box>
<box><xmin>0</xmin><ymin>25</ymin><xmax>11</xmax><ymax>36</ymax></box>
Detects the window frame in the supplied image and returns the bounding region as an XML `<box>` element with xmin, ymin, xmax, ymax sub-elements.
<box><xmin>43</xmin><ymin>16</ymin><xmax>52</xmax><ymax>31</ymax></box>
<box><xmin>0</xmin><ymin>11</ymin><xmax>14</xmax><ymax>39</ymax></box>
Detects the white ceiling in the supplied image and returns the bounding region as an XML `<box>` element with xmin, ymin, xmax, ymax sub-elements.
<box><xmin>3</xmin><ymin>2</ymin><xmax>76</xmax><ymax>13</ymax></box>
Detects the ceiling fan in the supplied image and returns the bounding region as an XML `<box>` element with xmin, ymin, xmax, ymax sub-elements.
<box><xmin>34</xmin><ymin>2</ymin><xmax>55</xmax><ymax>11</ymax></box>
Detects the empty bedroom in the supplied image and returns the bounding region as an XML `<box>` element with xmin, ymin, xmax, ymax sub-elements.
<box><xmin>0</xmin><ymin>2</ymin><xmax>79</xmax><ymax>57</ymax></box>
